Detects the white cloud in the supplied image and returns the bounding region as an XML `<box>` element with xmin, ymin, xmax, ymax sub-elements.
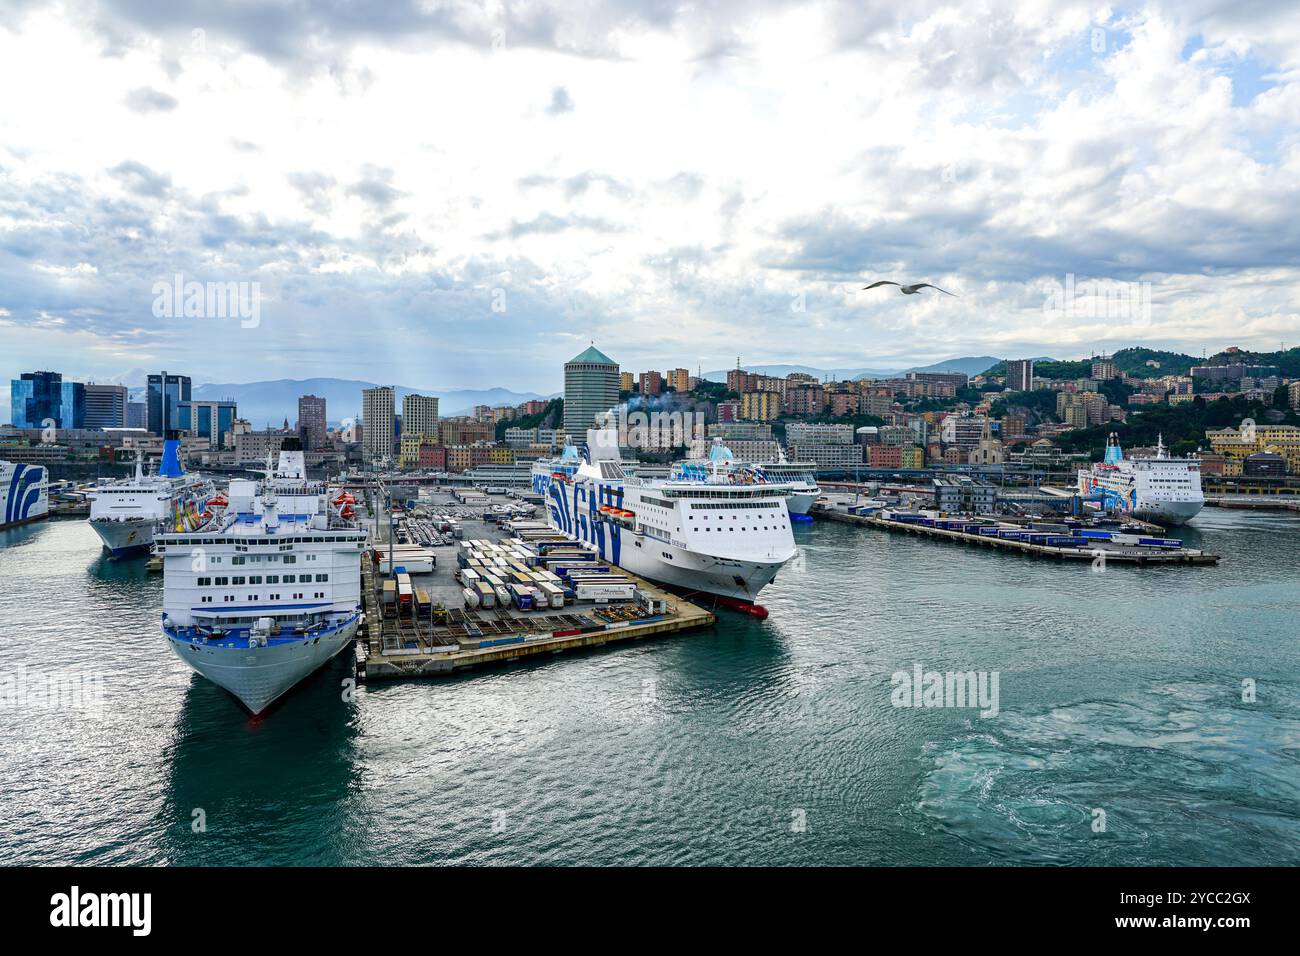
<box><xmin>0</xmin><ymin>0</ymin><xmax>1297</xmax><ymax>390</ymax></box>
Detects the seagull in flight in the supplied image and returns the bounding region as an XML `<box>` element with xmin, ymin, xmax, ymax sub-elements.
<box><xmin>862</xmin><ymin>280</ymin><xmax>956</xmax><ymax>296</ymax></box>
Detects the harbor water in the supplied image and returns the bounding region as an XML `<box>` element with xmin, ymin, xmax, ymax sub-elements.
<box><xmin>1</xmin><ymin>511</ymin><xmax>1297</xmax><ymax>865</ymax></box>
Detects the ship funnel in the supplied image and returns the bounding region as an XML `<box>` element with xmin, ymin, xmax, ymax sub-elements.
<box><xmin>159</xmin><ymin>438</ymin><xmax>184</xmax><ymax>477</ymax></box>
<box><xmin>1102</xmin><ymin>433</ymin><xmax>1123</xmax><ymax>465</ymax></box>
<box><xmin>708</xmin><ymin>440</ymin><xmax>735</xmax><ymax>461</ymax></box>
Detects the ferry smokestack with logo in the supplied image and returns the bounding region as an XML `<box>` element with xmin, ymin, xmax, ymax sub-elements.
<box><xmin>1077</xmin><ymin>433</ymin><xmax>1204</xmax><ymax>526</ymax></box>
<box><xmin>1</xmin><ymin>461</ymin><xmax>49</xmax><ymax>530</ymax></box>
<box><xmin>531</xmin><ymin>428</ymin><xmax>798</xmax><ymax>606</ymax></box>
<box><xmin>86</xmin><ymin>431</ymin><xmax>215</xmax><ymax>556</ymax></box>
<box><xmin>155</xmin><ymin>436</ymin><xmax>367</xmax><ymax>714</ymax></box>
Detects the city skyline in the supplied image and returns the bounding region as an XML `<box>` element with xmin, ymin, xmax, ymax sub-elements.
<box><xmin>3</xmin><ymin>1</ymin><xmax>1299</xmax><ymax>398</ymax></box>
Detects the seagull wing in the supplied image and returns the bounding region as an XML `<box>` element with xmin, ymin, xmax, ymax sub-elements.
<box><xmin>910</xmin><ymin>283</ymin><xmax>956</xmax><ymax>296</ymax></box>
<box><xmin>862</xmin><ymin>280</ymin><xmax>901</xmax><ymax>290</ymax></box>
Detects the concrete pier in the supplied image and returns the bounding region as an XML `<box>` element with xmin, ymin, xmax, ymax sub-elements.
<box><xmin>1204</xmin><ymin>496</ymin><xmax>1300</xmax><ymax>512</ymax></box>
<box><xmin>813</xmin><ymin>505</ymin><xmax>1220</xmax><ymax>565</ymax></box>
<box><xmin>355</xmin><ymin>489</ymin><xmax>716</xmax><ymax>681</ymax></box>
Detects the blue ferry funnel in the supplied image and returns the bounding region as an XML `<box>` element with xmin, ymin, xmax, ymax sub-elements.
<box><xmin>160</xmin><ymin>439</ymin><xmax>183</xmax><ymax>477</ymax></box>
<box><xmin>1103</xmin><ymin>434</ymin><xmax>1123</xmax><ymax>465</ymax></box>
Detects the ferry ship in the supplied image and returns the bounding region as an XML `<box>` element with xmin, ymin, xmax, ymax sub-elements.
<box><xmin>532</xmin><ymin>430</ymin><xmax>797</xmax><ymax>607</ymax></box>
<box><xmin>155</xmin><ymin>441</ymin><xmax>366</xmax><ymax>714</ymax></box>
<box><xmin>1</xmin><ymin>461</ymin><xmax>48</xmax><ymax>530</ymax></box>
<box><xmin>1078</xmin><ymin>434</ymin><xmax>1204</xmax><ymax>526</ymax></box>
<box><xmin>672</xmin><ymin>441</ymin><xmax>820</xmax><ymax>515</ymax></box>
<box><xmin>87</xmin><ymin>439</ymin><xmax>214</xmax><ymax>556</ymax></box>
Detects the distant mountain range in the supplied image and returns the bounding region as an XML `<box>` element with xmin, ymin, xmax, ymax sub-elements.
<box><xmin>124</xmin><ymin>378</ymin><xmax>552</xmax><ymax>426</ymax></box>
<box><xmin>701</xmin><ymin>356</ymin><xmax>1042</xmax><ymax>382</ymax></box>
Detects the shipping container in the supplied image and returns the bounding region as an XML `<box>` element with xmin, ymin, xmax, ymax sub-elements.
<box><xmin>574</xmin><ymin>582</ymin><xmax>636</xmax><ymax>602</ymax></box>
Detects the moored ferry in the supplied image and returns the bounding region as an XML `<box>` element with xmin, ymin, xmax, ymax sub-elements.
<box><xmin>87</xmin><ymin>438</ymin><xmax>214</xmax><ymax>556</ymax></box>
<box><xmin>532</xmin><ymin>430</ymin><xmax>797</xmax><ymax>607</ymax></box>
<box><xmin>1</xmin><ymin>460</ymin><xmax>48</xmax><ymax>530</ymax></box>
<box><xmin>155</xmin><ymin>440</ymin><xmax>366</xmax><ymax>714</ymax></box>
<box><xmin>1078</xmin><ymin>434</ymin><xmax>1204</xmax><ymax>526</ymax></box>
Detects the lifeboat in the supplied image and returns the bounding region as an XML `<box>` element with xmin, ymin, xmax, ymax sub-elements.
<box><xmin>340</xmin><ymin>504</ymin><xmax>355</xmax><ymax>519</ymax></box>
<box><xmin>208</xmin><ymin>492</ymin><xmax>229</xmax><ymax>507</ymax></box>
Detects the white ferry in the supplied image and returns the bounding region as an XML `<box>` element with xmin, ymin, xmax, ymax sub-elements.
<box><xmin>87</xmin><ymin>439</ymin><xmax>214</xmax><ymax>556</ymax></box>
<box><xmin>155</xmin><ymin>441</ymin><xmax>366</xmax><ymax>714</ymax></box>
<box><xmin>532</xmin><ymin>430</ymin><xmax>797</xmax><ymax>611</ymax></box>
<box><xmin>1078</xmin><ymin>434</ymin><xmax>1204</xmax><ymax>526</ymax></box>
<box><xmin>1</xmin><ymin>461</ymin><xmax>48</xmax><ymax>530</ymax></box>
<box><xmin>672</xmin><ymin>441</ymin><xmax>820</xmax><ymax>516</ymax></box>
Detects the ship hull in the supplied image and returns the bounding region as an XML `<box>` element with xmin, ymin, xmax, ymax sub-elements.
<box><xmin>1</xmin><ymin>461</ymin><xmax>48</xmax><ymax>530</ymax></box>
<box><xmin>89</xmin><ymin>519</ymin><xmax>157</xmax><ymax>556</ymax></box>
<box><xmin>785</xmin><ymin>491</ymin><xmax>817</xmax><ymax>515</ymax></box>
<box><xmin>0</xmin><ymin>512</ymin><xmax>48</xmax><ymax>531</ymax></box>
<box><xmin>1133</xmin><ymin>499</ymin><xmax>1204</xmax><ymax>526</ymax></box>
<box><xmin>614</xmin><ymin>535</ymin><xmax>786</xmax><ymax>602</ymax></box>
<box><xmin>164</xmin><ymin>614</ymin><xmax>360</xmax><ymax>714</ymax></box>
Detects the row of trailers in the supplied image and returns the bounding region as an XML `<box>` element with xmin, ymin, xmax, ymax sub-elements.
<box><xmin>876</xmin><ymin>510</ymin><xmax>1184</xmax><ymax>549</ymax></box>
<box><xmin>455</xmin><ymin>521</ymin><xmax>642</xmax><ymax>611</ymax></box>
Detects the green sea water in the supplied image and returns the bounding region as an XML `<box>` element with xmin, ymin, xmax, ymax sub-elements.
<box><xmin>1</xmin><ymin>511</ymin><xmax>1297</xmax><ymax>865</ymax></box>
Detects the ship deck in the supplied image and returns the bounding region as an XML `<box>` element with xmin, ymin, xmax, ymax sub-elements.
<box><xmin>165</xmin><ymin>613</ymin><xmax>357</xmax><ymax>649</ymax></box>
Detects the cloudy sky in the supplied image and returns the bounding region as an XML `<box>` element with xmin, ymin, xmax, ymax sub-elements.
<box><xmin>2</xmin><ymin>0</ymin><xmax>1299</xmax><ymax>410</ymax></box>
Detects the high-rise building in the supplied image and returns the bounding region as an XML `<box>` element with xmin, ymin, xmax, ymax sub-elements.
<box><xmin>10</xmin><ymin>371</ymin><xmax>64</xmax><ymax>428</ymax></box>
<box><xmin>147</xmin><ymin>371</ymin><xmax>191</xmax><ymax>435</ymax></box>
<box><xmin>362</xmin><ymin>386</ymin><xmax>396</xmax><ymax>463</ymax></box>
<box><xmin>639</xmin><ymin>371</ymin><xmax>663</xmax><ymax>396</ymax></box>
<box><xmin>127</xmin><ymin>401</ymin><xmax>146</xmax><ymax>429</ymax></box>
<box><xmin>402</xmin><ymin>393</ymin><xmax>440</xmax><ymax>442</ymax></box>
<box><xmin>438</xmin><ymin>416</ymin><xmax>493</xmax><ymax>446</ymax></box>
<box><xmin>741</xmin><ymin>391</ymin><xmax>780</xmax><ymax>421</ymax></box>
<box><xmin>179</xmin><ymin>399</ymin><xmax>238</xmax><ymax>449</ymax></box>
<box><xmin>1006</xmin><ymin>359</ymin><xmax>1034</xmax><ymax>392</ymax></box>
<box><xmin>727</xmin><ymin>368</ymin><xmax>758</xmax><ymax>393</ymax></box>
<box><xmin>298</xmin><ymin>394</ymin><xmax>327</xmax><ymax>450</ymax></box>
<box><xmin>940</xmin><ymin>414</ymin><xmax>991</xmax><ymax>449</ymax></box>
<box><xmin>83</xmin><ymin>383</ymin><xmax>128</xmax><ymax>429</ymax></box>
<box><xmin>60</xmin><ymin>381</ymin><xmax>84</xmax><ymax>430</ymax></box>
<box><xmin>620</xmin><ymin>372</ymin><xmax>635</xmax><ymax>392</ymax></box>
<box><xmin>667</xmin><ymin>368</ymin><xmax>691</xmax><ymax>392</ymax></box>
<box><xmin>563</xmin><ymin>345</ymin><xmax>619</xmax><ymax>437</ymax></box>
<box><xmin>1091</xmin><ymin>358</ymin><xmax>1117</xmax><ymax>381</ymax></box>
<box><xmin>10</xmin><ymin>372</ymin><xmax>84</xmax><ymax>429</ymax></box>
